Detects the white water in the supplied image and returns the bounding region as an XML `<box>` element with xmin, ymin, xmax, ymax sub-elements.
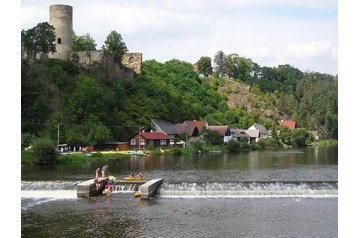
<box><xmin>159</xmin><ymin>182</ymin><xmax>338</xmax><ymax>198</ymax></box>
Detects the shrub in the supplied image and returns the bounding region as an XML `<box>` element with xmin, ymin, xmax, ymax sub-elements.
<box><xmin>32</xmin><ymin>138</ymin><xmax>58</xmax><ymax>164</ymax></box>
<box><xmin>227</xmin><ymin>139</ymin><xmax>242</xmax><ymax>152</ymax></box>
<box><xmin>257</xmin><ymin>138</ymin><xmax>281</xmax><ymax>149</ymax></box>
<box><xmin>192</xmin><ymin>140</ymin><xmax>204</xmax><ymax>152</ymax></box>
<box><xmin>171</xmin><ymin>147</ymin><xmax>183</xmax><ymax>156</ymax></box>
<box><xmin>21</xmin><ymin>132</ymin><xmax>36</xmax><ymax>150</ymax></box>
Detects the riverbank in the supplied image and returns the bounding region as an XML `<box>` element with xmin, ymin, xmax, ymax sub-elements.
<box><xmin>21</xmin><ymin>150</ymin><xmax>131</xmax><ymax>164</ymax></box>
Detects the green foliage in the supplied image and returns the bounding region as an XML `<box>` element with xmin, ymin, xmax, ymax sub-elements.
<box><xmin>203</xmin><ymin>129</ymin><xmax>222</xmax><ymax>145</ymax></box>
<box><xmin>191</xmin><ymin>140</ymin><xmax>204</xmax><ymax>152</ymax></box>
<box><xmin>73</xmin><ymin>33</ymin><xmax>97</xmax><ymax>51</ymax></box>
<box><xmin>227</xmin><ymin>139</ymin><xmax>242</xmax><ymax>152</ymax></box>
<box><xmin>257</xmin><ymin>138</ymin><xmax>282</xmax><ymax>149</ymax></box>
<box><xmin>32</xmin><ymin>138</ymin><xmax>58</xmax><ymax>164</ymax></box>
<box><xmin>290</xmin><ymin>128</ymin><xmax>312</xmax><ymax>147</ymax></box>
<box><xmin>21</xmin><ymin>132</ymin><xmax>36</xmax><ymax>150</ymax></box>
<box><xmin>21</xmin><ymin>22</ymin><xmax>56</xmax><ymax>60</ymax></box>
<box><xmin>103</xmin><ymin>31</ymin><xmax>128</xmax><ymax>63</ymax></box>
<box><xmin>197</xmin><ymin>56</ymin><xmax>213</xmax><ymax>76</ymax></box>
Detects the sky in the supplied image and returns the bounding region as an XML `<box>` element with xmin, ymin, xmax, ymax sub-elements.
<box><xmin>21</xmin><ymin>0</ymin><xmax>338</xmax><ymax>75</ymax></box>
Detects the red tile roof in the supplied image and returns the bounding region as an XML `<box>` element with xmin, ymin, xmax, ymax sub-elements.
<box><xmin>139</xmin><ymin>132</ymin><xmax>170</xmax><ymax>140</ymax></box>
<box><xmin>278</xmin><ymin>120</ymin><xmax>296</xmax><ymax>129</ymax></box>
<box><xmin>184</xmin><ymin>120</ymin><xmax>208</xmax><ymax>133</ymax></box>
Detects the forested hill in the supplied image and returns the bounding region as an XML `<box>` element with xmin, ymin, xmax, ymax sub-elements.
<box><xmin>21</xmin><ymin>58</ymin><xmax>337</xmax><ymax>146</ymax></box>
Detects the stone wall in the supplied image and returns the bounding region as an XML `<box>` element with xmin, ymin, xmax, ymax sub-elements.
<box><xmin>72</xmin><ymin>50</ymin><xmax>141</xmax><ymax>79</ymax></box>
<box><xmin>121</xmin><ymin>53</ymin><xmax>142</xmax><ymax>74</ymax></box>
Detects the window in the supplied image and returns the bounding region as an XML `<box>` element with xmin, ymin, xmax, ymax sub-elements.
<box><xmin>149</xmin><ymin>140</ymin><xmax>153</xmax><ymax>145</ymax></box>
<box><xmin>57</xmin><ymin>38</ymin><xmax>62</xmax><ymax>44</ymax></box>
<box><xmin>140</xmin><ymin>139</ymin><xmax>145</xmax><ymax>145</ymax></box>
<box><xmin>160</xmin><ymin>140</ymin><xmax>167</xmax><ymax>145</ymax></box>
<box><xmin>131</xmin><ymin>139</ymin><xmax>136</xmax><ymax>145</ymax></box>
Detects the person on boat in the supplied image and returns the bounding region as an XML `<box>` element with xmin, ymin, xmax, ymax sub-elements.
<box><xmin>137</xmin><ymin>172</ymin><xmax>143</xmax><ymax>178</ymax></box>
<box><xmin>130</xmin><ymin>172</ymin><xmax>134</xmax><ymax>177</ymax></box>
<box><xmin>101</xmin><ymin>165</ymin><xmax>108</xmax><ymax>178</ymax></box>
<box><xmin>94</xmin><ymin>177</ymin><xmax>100</xmax><ymax>190</ymax></box>
<box><xmin>95</xmin><ymin>168</ymin><xmax>100</xmax><ymax>179</ymax></box>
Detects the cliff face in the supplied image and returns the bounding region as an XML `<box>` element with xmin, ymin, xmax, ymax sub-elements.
<box><xmin>208</xmin><ymin>78</ymin><xmax>286</xmax><ymax>123</ymax></box>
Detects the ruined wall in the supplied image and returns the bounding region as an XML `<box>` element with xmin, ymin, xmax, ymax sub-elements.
<box><xmin>121</xmin><ymin>53</ymin><xmax>142</xmax><ymax>74</ymax></box>
<box><xmin>72</xmin><ymin>50</ymin><xmax>137</xmax><ymax>79</ymax></box>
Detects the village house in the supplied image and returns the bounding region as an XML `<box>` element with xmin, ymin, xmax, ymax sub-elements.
<box><xmin>103</xmin><ymin>142</ymin><xmax>129</xmax><ymax>151</ymax></box>
<box><xmin>278</xmin><ymin>120</ymin><xmax>297</xmax><ymax>129</ymax></box>
<box><xmin>183</xmin><ymin>120</ymin><xmax>208</xmax><ymax>134</ymax></box>
<box><xmin>230</xmin><ymin>128</ymin><xmax>250</xmax><ymax>142</ymax></box>
<box><xmin>174</xmin><ymin>123</ymin><xmax>200</xmax><ymax>145</ymax></box>
<box><xmin>130</xmin><ymin>132</ymin><xmax>170</xmax><ymax>149</ymax></box>
<box><xmin>151</xmin><ymin>119</ymin><xmax>178</xmax><ymax>138</ymax></box>
<box><xmin>245</xmin><ymin>123</ymin><xmax>269</xmax><ymax>143</ymax></box>
<box><xmin>208</xmin><ymin>126</ymin><xmax>232</xmax><ymax>144</ymax></box>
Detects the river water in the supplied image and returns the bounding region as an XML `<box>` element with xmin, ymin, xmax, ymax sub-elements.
<box><xmin>21</xmin><ymin>146</ymin><xmax>338</xmax><ymax>237</ymax></box>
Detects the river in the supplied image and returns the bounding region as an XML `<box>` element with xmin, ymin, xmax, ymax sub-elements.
<box><xmin>21</xmin><ymin>146</ymin><xmax>338</xmax><ymax>237</ymax></box>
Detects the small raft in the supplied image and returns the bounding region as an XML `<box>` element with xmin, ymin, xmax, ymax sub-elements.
<box><xmin>123</xmin><ymin>176</ymin><xmax>145</xmax><ymax>181</ymax></box>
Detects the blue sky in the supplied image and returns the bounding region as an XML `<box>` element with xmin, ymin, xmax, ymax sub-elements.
<box><xmin>21</xmin><ymin>0</ymin><xmax>338</xmax><ymax>74</ymax></box>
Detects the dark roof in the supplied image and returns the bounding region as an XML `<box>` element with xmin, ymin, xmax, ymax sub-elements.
<box><xmin>251</xmin><ymin>123</ymin><xmax>268</xmax><ymax>134</ymax></box>
<box><xmin>230</xmin><ymin>129</ymin><xmax>249</xmax><ymax>138</ymax></box>
<box><xmin>208</xmin><ymin>126</ymin><xmax>230</xmax><ymax>136</ymax></box>
<box><xmin>183</xmin><ymin>120</ymin><xmax>208</xmax><ymax>133</ymax></box>
<box><xmin>139</xmin><ymin>132</ymin><xmax>170</xmax><ymax>140</ymax></box>
<box><xmin>174</xmin><ymin>123</ymin><xmax>197</xmax><ymax>136</ymax></box>
<box><xmin>151</xmin><ymin>119</ymin><xmax>178</xmax><ymax>135</ymax></box>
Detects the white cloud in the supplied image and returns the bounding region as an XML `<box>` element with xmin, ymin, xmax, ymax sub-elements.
<box><xmin>285</xmin><ymin>41</ymin><xmax>332</xmax><ymax>59</ymax></box>
<box><xmin>21</xmin><ymin>0</ymin><xmax>337</xmax><ymax>74</ymax></box>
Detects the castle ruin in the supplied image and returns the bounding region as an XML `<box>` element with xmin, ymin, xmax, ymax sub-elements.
<box><xmin>47</xmin><ymin>4</ymin><xmax>142</xmax><ymax>76</ymax></box>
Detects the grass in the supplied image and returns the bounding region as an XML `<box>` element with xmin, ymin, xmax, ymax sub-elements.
<box><xmin>21</xmin><ymin>150</ymin><xmax>37</xmax><ymax>163</ymax></box>
<box><xmin>311</xmin><ymin>139</ymin><xmax>338</xmax><ymax>146</ymax></box>
<box><xmin>57</xmin><ymin>152</ymin><xmax>131</xmax><ymax>163</ymax></box>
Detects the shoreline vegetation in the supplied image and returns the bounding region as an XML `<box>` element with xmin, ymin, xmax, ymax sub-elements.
<box><xmin>21</xmin><ymin>139</ymin><xmax>338</xmax><ymax>165</ymax></box>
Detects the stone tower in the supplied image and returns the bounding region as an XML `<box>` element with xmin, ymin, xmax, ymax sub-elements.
<box><xmin>48</xmin><ymin>4</ymin><xmax>73</xmax><ymax>60</ymax></box>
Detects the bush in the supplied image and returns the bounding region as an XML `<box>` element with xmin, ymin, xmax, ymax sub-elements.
<box><xmin>171</xmin><ymin>147</ymin><xmax>183</xmax><ymax>156</ymax></box>
<box><xmin>21</xmin><ymin>132</ymin><xmax>36</xmax><ymax>150</ymax></box>
<box><xmin>32</xmin><ymin>138</ymin><xmax>58</xmax><ymax>164</ymax></box>
<box><xmin>227</xmin><ymin>139</ymin><xmax>242</xmax><ymax>152</ymax></box>
<box><xmin>192</xmin><ymin>140</ymin><xmax>204</xmax><ymax>152</ymax></box>
<box><xmin>257</xmin><ymin>138</ymin><xmax>281</xmax><ymax>149</ymax></box>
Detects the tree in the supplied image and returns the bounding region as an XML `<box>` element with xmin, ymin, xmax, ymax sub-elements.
<box><xmin>102</xmin><ymin>31</ymin><xmax>128</xmax><ymax>63</ymax></box>
<box><xmin>213</xmin><ymin>50</ymin><xmax>228</xmax><ymax>77</ymax></box>
<box><xmin>32</xmin><ymin>138</ymin><xmax>58</xmax><ymax>164</ymax></box>
<box><xmin>21</xmin><ymin>22</ymin><xmax>56</xmax><ymax>60</ymax></box>
<box><xmin>197</xmin><ymin>56</ymin><xmax>213</xmax><ymax>76</ymax></box>
<box><xmin>72</xmin><ymin>33</ymin><xmax>97</xmax><ymax>51</ymax></box>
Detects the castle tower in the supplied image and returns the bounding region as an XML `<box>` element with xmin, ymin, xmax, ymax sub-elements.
<box><xmin>48</xmin><ymin>4</ymin><xmax>73</xmax><ymax>60</ymax></box>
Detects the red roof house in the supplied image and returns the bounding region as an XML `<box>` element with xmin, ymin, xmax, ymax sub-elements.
<box><xmin>130</xmin><ymin>132</ymin><xmax>170</xmax><ymax>148</ymax></box>
<box><xmin>183</xmin><ymin>120</ymin><xmax>208</xmax><ymax>134</ymax></box>
<box><xmin>278</xmin><ymin>120</ymin><xmax>296</xmax><ymax>129</ymax></box>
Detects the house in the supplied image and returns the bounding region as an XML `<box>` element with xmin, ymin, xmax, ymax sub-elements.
<box><xmin>278</xmin><ymin>120</ymin><xmax>297</xmax><ymax>129</ymax></box>
<box><xmin>103</xmin><ymin>142</ymin><xmax>129</xmax><ymax>151</ymax></box>
<box><xmin>174</xmin><ymin>123</ymin><xmax>200</xmax><ymax>146</ymax></box>
<box><xmin>183</xmin><ymin>120</ymin><xmax>208</xmax><ymax>134</ymax></box>
<box><xmin>130</xmin><ymin>132</ymin><xmax>170</xmax><ymax>149</ymax></box>
<box><xmin>244</xmin><ymin>130</ymin><xmax>260</xmax><ymax>144</ymax></box>
<box><xmin>246</xmin><ymin>123</ymin><xmax>269</xmax><ymax>143</ymax></box>
<box><xmin>208</xmin><ymin>126</ymin><xmax>232</xmax><ymax>144</ymax></box>
<box><xmin>230</xmin><ymin>128</ymin><xmax>250</xmax><ymax>141</ymax></box>
<box><xmin>151</xmin><ymin>119</ymin><xmax>178</xmax><ymax>138</ymax></box>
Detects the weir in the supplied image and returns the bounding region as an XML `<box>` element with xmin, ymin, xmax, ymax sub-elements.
<box><xmin>76</xmin><ymin>178</ymin><xmax>163</xmax><ymax>198</ymax></box>
<box><xmin>140</xmin><ymin>178</ymin><xmax>164</xmax><ymax>200</ymax></box>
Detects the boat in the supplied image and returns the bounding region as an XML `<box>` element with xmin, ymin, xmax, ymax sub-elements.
<box><xmin>123</xmin><ymin>176</ymin><xmax>145</xmax><ymax>181</ymax></box>
<box><xmin>133</xmin><ymin>191</ymin><xmax>141</xmax><ymax>197</ymax></box>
